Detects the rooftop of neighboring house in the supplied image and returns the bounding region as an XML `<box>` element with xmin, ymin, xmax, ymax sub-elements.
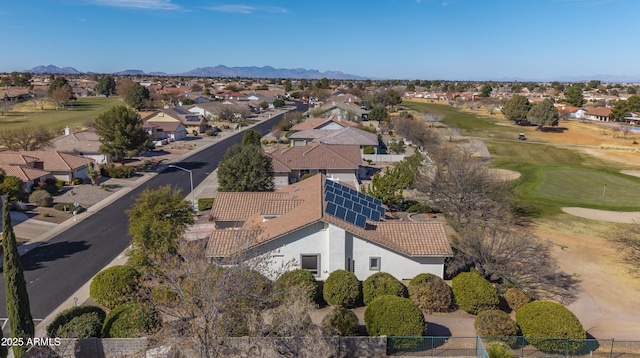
<box><xmin>585</xmin><ymin>107</ymin><xmax>612</xmax><ymax>117</ymax></box>
<box><xmin>267</xmin><ymin>143</ymin><xmax>362</xmax><ymax>172</ymax></box>
<box><xmin>289</xmin><ymin>126</ymin><xmax>378</xmax><ymax>146</ymax></box>
<box><xmin>0</xmin><ymin>164</ymin><xmax>49</xmax><ymax>182</ymax></box>
<box><xmin>206</xmin><ymin>175</ymin><xmax>453</xmax><ymax>258</ymax></box>
<box><xmin>555</xmin><ymin>105</ymin><xmax>583</xmax><ymax>113</ymax></box>
<box><xmin>142</xmin><ymin>120</ymin><xmax>186</xmax><ymax>133</ymax></box>
<box><xmin>23</xmin><ymin>151</ymin><xmax>92</xmax><ymax>171</ymax></box>
<box><xmin>319</xmin><ymin>101</ymin><xmax>369</xmax><ymax>116</ymax></box>
<box><xmin>0</xmin><ymin>151</ymin><xmax>38</xmax><ymax>166</ymax></box>
<box><xmin>290</xmin><ymin>115</ymin><xmax>360</xmax><ymax>131</ymax></box>
<box><xmin>154</xmin><ymin>107</ymin><xmax>206</xmax><ymax>126</ymax></box>
<box><xmin>51</xmin><ymin>128</ymin><xmax>102</xmax><ymax>155</ymax></box>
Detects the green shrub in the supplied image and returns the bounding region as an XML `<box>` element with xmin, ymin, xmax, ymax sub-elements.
<box><xmin>29</xmin><ymin>190</ymin><xmax>53</xmax><ymax>207</ymax></box>
<box><xmin>451</xmin><ymin>272</ymin><xmax>499</xmax><ymax>314</ymax></box>
<box><xmin>273</xmin><ymin>269</ymin><xmax>318</xmax><ymax>303</ymax></box>
<box><xmin>47</xmin><ymin>306</ymin><xmax>106</xmax><ymax>338</ymax></box>
<box><xmin>270</xmin><ymin>140</ymin><xmax>278</xmax><ymax>144</ymax></box>
<box><xmin>53</xmin><ymin>202</ymin><xmax>84</xmax><ymax>213</ymax></box>
<box><xmin>516</xmin><ymin>301</ymin><xmax>586</xmax><ymax>354</ymax></box>
<box><xmin>363</xmin><ymin>146</ymin><xmax>375</xmax><ymax>154</ymax></box>
<box><xmin>205</xmin><ymin>129</ymin><xmax>215</xmax><ymax>136</ymax></box>
<box><xmin>362</xmin><ymin>272</ymin><xmax>406</xmax><ymax>305</ymax></box>
<box><xmin>474</xmin><ymin>310</ymin><xmax>518</xmax><ymax>338</ymax></box>
<box><xmin>101</xmin><ymin>163</ymin><xmax>136</xmax><ymax>178</ymax></box>
<box><xmin>408</xmin><ymin>273</ymin><xmax>452</xmax><ymax>313</ymax></box>
<box><xmin>503</xmin><ymin>288</ymin><xmax>531</xmax><ymax>312</ymax></box>
<box><xmin>323</xmin><ymin>270</ymin><xmax>361</xmax><ymax>308</ymax></box>
<box><xmin>365</xmin><ymin>295</ymin><xmax>425</xmax><ymax>337</ymax></box>
<box><xmin>56</xmin><ymin>179</ymin><xmax>66</xmax><ymax>188</ymax></box>
<box><xmin>261</xmin><ymin>139</ymin><xmax>269</xmax><ymax>145</ymax></box>
<box><xmin>71</xmin><ymin>177</ymin><xmax>83</xmax><ymax>185</ymax></box>
<box><xmin>486</xmin><ymin>342</ymin><xmax>516</xmax><ymax>358</ymax></box>
<box><xmin>90</xmin><ymin>265</ymin><xmax>140</xmax><ymax>309</ymax></box>
<box><xmin>322</xmin><ymin>306</ymin><xmax>359</xmax><ymax>336</ymax></box>
<box><xmin>102</xmin><ymin>302</ymin><xmax>159</xmax><ymax>338</ymax></box>
<box><xmin>198</xmin><ymin>198</ymin><xmax>215</xmax><ymax>211</ymax></box>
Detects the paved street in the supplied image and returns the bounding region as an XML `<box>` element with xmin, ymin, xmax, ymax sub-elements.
<box><xmin>0</xmin><ymin>103</ymin><xmax>305</xmax><ymax>326</ymax></box>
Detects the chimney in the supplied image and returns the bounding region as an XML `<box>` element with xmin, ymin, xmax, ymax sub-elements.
<box><xmin>64</xmin><ymin>126</ymin><xmax>71</xmax><ymax>136</ymax></box>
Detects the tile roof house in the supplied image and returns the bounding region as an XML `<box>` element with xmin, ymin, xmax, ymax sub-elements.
<box><xmin>585</xmin><ymin>107</ymin><xmax>612</xmax><ymax>122</ymax></box>
<box><xmin>289</xmin><ymin>127</ymin><xmax>379</xmax><ymax>152</ymax></box>
<box><xmin>52</xmin><ymin>127</ymin><xmax>111</xmax><ymax>164</ymax></box>
<box><xmin>555</xmin><ymin>105</ymin><xmax>586</xmax><ymax>119</ymax></box>
<box><xmin>319</xmin><ymin>102</ymin><xmax>370</xmax><ymax>121</ymax></box>
<box><xmin>267</xmin><ymin>143</ymin><xmax>362</xmax><ymax>186</ymax></box>
<box><xmin>145</xmin><ymin>108</ymin><xmax>207</xmax><ymax>134</ymax></box>
<box><xmin>205</xmin><ymin>175</ymin><xmax>453</xmax><ymax>281</ymax></box>
<box><xmin>0</xmin><ymin>150</ymin><xmax>93</xmax><ymax>191</ymax></box>
<box><xmin>290</xmin><ymin>115</ymin><xmax>359</xmax><ymax>131</ymax></box>
<box><xmin>143</xmin><ymin>120</ymin><xmax>187</xmax><ymax>142</ymax></box>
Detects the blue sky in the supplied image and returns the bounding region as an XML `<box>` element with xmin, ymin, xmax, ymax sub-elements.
<box><xmin>1</xmin><ymin>0</ymin><xmax>637</xmax><ymax>80</ymax></box>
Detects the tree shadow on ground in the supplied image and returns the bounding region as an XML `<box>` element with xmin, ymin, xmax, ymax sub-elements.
<box><xmin>540</xmin><ymin>127</ymin><xmax>568</xmax><ymax>133</ymax></box>
<box><xmin>11</xmin><ymin>240</ymin><xmax>91</xmax><ymax>271</ymax></box>
<box><xmin>425</xmin><ymin>322</ymin><xmax>452</xmax><ymax>336</ymax></box>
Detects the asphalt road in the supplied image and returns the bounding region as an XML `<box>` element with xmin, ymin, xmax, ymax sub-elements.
<box><xmin>0</xmin><ymin>102</ymin><xmax>305</xmax><ymax>321</ymax></box>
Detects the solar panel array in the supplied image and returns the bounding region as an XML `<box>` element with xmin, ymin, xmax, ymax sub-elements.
<box><xmin>324</xmin><ymin>179</ymin><xmax>385</xmax><ymax>228</ymax></box>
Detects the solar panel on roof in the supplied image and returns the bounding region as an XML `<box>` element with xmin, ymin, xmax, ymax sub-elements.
<box><xmin>343</xmin><ymin>199</ymin><xmax>353</xmax><ymax>211</ymax></box>
<box><xmin>377</xmin><ymin>207</ymin><xmax>386</xmax><ymax>218</ymax></box>
<box><xmin>326</xmin><ymin>202</ymin><xmax>337</xmax><ymax>216</ymax></box>
<box><xmin>335</xmin><ymin>195</ymin><xmax>345</xmax><ymax>206</ymax></box>
<box><xmin>355</xmin><ymin>214</ymin><xmax>367</xmax><ymax>228</ymax></box>
<box><xmin>325</xmin><ymin>192</ymin><xmax>335</xmax><ymax>203</ymax></box>
<box><xmin>352</xmin><ymin>202</ymin><xmax>362</xmax><ymax>214</ymax></box>
<box><xmin>335</xmin><ymin>206</ymin><xmax>347</xmax><ymax>220</ymax></box>
<box><xmin>325</xmin><ymin>186</ymin><xmax>334</xmax><ymax>193</ymax></box>
<box><xmin>370</xmin><ymin>210</ymin><xmax>381</xmax><ymax>221</ymax></box>
<box><xmin>345</xmin><ymin>210</ymin><xmax>357</xmax><ymax>224</ymax></box>
<box><xmin>362</xmin><ymin>206</ymin><xmax>372</xmax><ymax>218</ymax></box>
<box><xmin>367</xmin><ymin>201</ymin><xmax>378</xmax><ymax>209</ymax></box>
<box><xmin>334</xmin><ymin>189</ymin><xmax>343</xmax><ymax>197</ymax></box>
<box><xmin>356</xmin><ymin>191</ymin><xmax>366</xmax><ymax>200</ymax></box>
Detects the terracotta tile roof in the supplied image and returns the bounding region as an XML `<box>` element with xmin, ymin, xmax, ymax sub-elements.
<box><xmin>289</xmin><ymin>127</ymin><xmax>378</xmax><ymax>146</ymax></box>
<box><xmin>210</xmin><ymin>192</ymin><xmax>288</xmax><ymax>221</ymax></box>
<box><xmin>52</xmin><ymin>129</ymin><xmax>103</xmax><ymax>155</ymax></box>
<box><xmin>0</xmin><ymin>151</ymin><xmax>39</xmax><ymax>166</ymax></box>
<box><xmin>554</xmin><ymin>105</ymin><xmax>581</xmax><ymax>113</ymax></box>
<box><xmin>20</xmin><ymin>151</ymin><xmax>92</xmax><ymax>171</ymax></box>
<box><xmin>0</xmin><ymin>164</ymin><xmax>49</xmax><ymax>182</ymax></box>
<box><xmin>267</xmin><ymin>143</ymin><xmax>362</xmax><ymax>172</ymax></box>
<box><xmin>585</xmin><ymin>107</ymin><xmax>612</xmax><ymax>117</ymax></box>
<box><xmin>206</xmin><ymin>175</ymin><xmax>452</xmax><ymax>258</ymax></box>
<box><xmin>260</xmin><ymin>199</ymin><xmax>304</xmax><ymax>216</ymax></box>
<box><xmin>290</xmin><ymin>116</ymin><xmax>359</xmax><ymax>131</ymax></box>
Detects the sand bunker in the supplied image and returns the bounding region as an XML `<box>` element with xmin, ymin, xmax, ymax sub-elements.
<box><xmin>562</xmin><ymin>207</ymin><xmax>640</xmax><ymax>223</ymax></box>
<box><xmin>492</xmin><ymin>168</ymin><xmax>521</xmax><ymax>181</ymax></box>
<box><xmin>621</xmin><ymin>170</ymin><xmax>640</xmax><ymax>178</ymax></box>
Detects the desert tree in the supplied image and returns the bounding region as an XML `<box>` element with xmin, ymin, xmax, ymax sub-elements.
<box><xmin>241</xmin><ymin>129</ymin><xmax>262</xmax><ymax>146</ymax></box>
<box><xmin>125</xmin><ymin>83</ymin><xmax>150</xmax><ymax>110</ymax></box>
<box><xmin>126</xmin><ymin>185</ymin><xmax>194</xmax><ymax>273</ymax></box>
<box><xmin>502</xmin><ymin>94</ymin><xmax>531</xmax><ymax>125</ymax></box>
<box><xmin>116</xmin><ymin>77</ymin><xmax>135</xmax><ymax>97</ymax></box>
<box><xmin>450</xmin><ymin>222</ymin><xmax>579</xmax><ymax>304</ymax></box>
<box><xmin>610</xmin><ymin>221</ymin><xmax>640</xmax><ymax>276</ymax></box>
<box><xmin>393</xmin><ymin>115</ymin><xmax>440</xmax><ymax>150</ymax></box>
<box><xmin>217</xmin><ymin>144</ymin><xmax>274</xmax><ymax>192</ymax></box>
<box><xmin>0</xmin><ymin>127</ymin><xmax>55</xmax><ymax>151</ymax></box>
<box><xmin>93</xmin><ymin>105</ymin><xmax>150</xmax><ymax>162</ymax></box>
<box><xmin>527</xmin><ymin>98</ymin><xmax>559</xmax><ymax>131</ymax></box>
<box><xmin>417</xmin><ymin>146</ymin><xmax>511</xmax><ymax>227</ymax></box>
<box><xmin>50</xmin><ymin>84</ymin><xmax>74</xmax><ymax>110</ymax></box>
<box><xmin>96</xmin><ymin>74</ymin><xmax>117</xmax><ymax>97</ymax></box>
<box><xmin>32</xmin><ymin>87</ymin><xmax>49</xmax><ymax>110</ymax></box>
<box><xmin>564</xmin><ymin>85</ymin><xmax>585</xmax><ymax>107</ymax></box>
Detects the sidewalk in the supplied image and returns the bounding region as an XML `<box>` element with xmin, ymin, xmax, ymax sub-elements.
<box><xmin>27</xmin><ymin>106</ymin><xmax>294</xmax><ymax>337</ymax></box>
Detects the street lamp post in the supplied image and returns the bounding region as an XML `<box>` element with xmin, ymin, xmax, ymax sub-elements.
<box><xmin>169</xmin><ymin>164</ymin><xmax>196</xmax><ymax>212</ymax></box>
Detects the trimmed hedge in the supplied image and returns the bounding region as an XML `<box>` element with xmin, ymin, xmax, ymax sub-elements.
<box><xmin>516</xmin><ymin>301</ymin><xmax>586</xmax><ymax>354</ymax></box>
<box><xmin>47</xmin><ymin>306</ymin><xmax>106</xmax><ymax>338</ymax></box>
<box><xmin>503</xmin><ymin>288</ymin><xmax>531</xmax><ymax>312</ymax></box>
<box><xmin>273</xmin><ymin>269</ymin><xmax>318</xmax><ymax>303</ymax></box>
<box><xmin>364</xmin><ymin>295</ymin><xmax>425</xmax><ymax>337</ymax></box>
<box><xmin>362</xmin><ymin>272</ymin><xmax>406</xmax><ymax>305</ymax></box>
<box><xmin>29</xmin><ymin>190</ymin><xmax>53</xmax><ymax>207</ymax></box>
<box><xmin>474</xmin><ymin>309</ymin><xmax>518</xmax><ymax>338</ymax></box>
<box><xmin>408</xmin><ymin>273</ymin><xmax>452</xmax><ymax>313</ymax></box>
<box><xmin>322</xmin><ymin>306</ymin><xmax>360</xmax><ymax>336</ymax></box>
<box><xmin>486</xmin><ymin>342</ymin><xmax>516</xmax><ymax>358</ymax></box>
<box><xmin>53</xmin><ymin>202</ymin><xmax>84</xmax><ymax>213</ymax></box>
<box><xmin>323</xmin><ymin>270</ymin><xmax>361</xmax><ymax>308</ymax></box>
<box><xmin>198</xmin><ymin>197</ymin><xmax>215</xmax><ymax>211</ymax></box>
<box><xmin>363</xmin><ymin>146</ymin><xmax>375</xmax><ymax>154</ymax></box>
<box><xmin>451</xmin><ymin>272</ymin><xmax>499</xmax><ymax>315</ymax></box>
<box><xmin>102</xmin><ymin>302</ymin><xmax>159</xmax><ymax>338</ymax></box>
<box><xmin>90</xmin><ymin>265</ymin><xmax>140</xmax><ymax>309</ymax></box>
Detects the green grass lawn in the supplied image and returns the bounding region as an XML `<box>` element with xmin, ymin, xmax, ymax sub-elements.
<box><xmin>1</xmin><ymin>97</ymin><xmax>124</xmax><ymax>131</ymax></box>
<box><xmin>402</xmin><ymin>100</ymin><xmax>640</xmax><ymax>216</ymax></box>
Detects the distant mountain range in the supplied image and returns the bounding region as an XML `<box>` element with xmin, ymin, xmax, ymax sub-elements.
<box><xmin>23</xmin><ymin>65</ymin><xmax>366</xmax><ymax>80</ymax></box>
<box><xmin>22</xmin><ymin>65</ymin><xmax>640</xmax><ymax>83</ymax></box>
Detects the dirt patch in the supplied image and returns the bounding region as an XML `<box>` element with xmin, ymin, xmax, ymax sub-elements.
<box><xmin>535</xmin><ymin>225</ymin><xmax>640</xmax><ymax>339</ymax></box>
<box><xmin>621</xmin><ymin>170</ymin><xmax>640</xmax><ymax>178</ymax></box>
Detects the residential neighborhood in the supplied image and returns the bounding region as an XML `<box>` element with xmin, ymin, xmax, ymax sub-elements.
<box><xmin>1</xmin><ymin>69</ymin><xmax>640</xmax><ymax>356</ymax></box>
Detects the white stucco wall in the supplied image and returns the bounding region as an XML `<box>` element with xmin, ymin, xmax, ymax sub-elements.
<box><xmin>250</xmin><ymin>221</ymin><xmax>446</xmax><ymax>281</ymax></box>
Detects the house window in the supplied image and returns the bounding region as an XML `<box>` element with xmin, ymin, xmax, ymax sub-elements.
<box><xmin>369</xmin><ymin>257</ymin><xmax>381</xmax><ymax>271</ymax></box>
<box><xmin>301</xmin><ymin>254</ymin><xmax>320</xmax><ymax>277</ymax></box>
